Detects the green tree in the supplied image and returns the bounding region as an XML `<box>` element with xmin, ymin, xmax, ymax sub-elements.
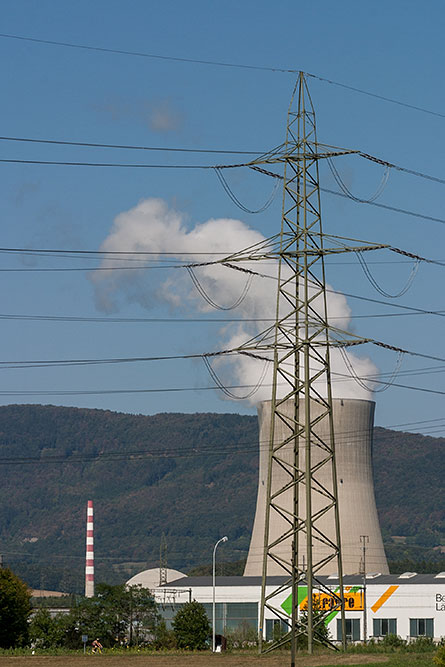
<box><xmin>0</xmin><ymin>568</ymin><xmax>31</xmax><ymax>648</ymax></box>
<box><xmin>127</xmin><ymin>584</ymin><xmax>160</xmax><ymax>646</ymax></box>
<box><xmin>172</xmin><ymin>601</ymin><xmax>210</xmax><ymax>650</ymax></box>
<box><xmin>297</xmin><ymin>599</ymin><xmax>331</xmax><ymax>649</ymax></box>
<box><xmin>29</xmin><ymin>609</ymin><xmax>73</xmax><ymax>648</ymax></box>
<box><xmin>64</xmin><ymin>583</ymin><xmax>160</xmax><ymax>648</ymax></box>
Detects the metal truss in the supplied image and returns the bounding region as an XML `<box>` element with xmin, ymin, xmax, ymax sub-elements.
<box><xmin>255</xmin><ymin>72</ymin><xmax>347</xmax><ymax>662</ymax></box>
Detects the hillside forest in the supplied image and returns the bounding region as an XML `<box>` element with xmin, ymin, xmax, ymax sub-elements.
<box><xmin>0</xmin><ymin>404</ymin><xmax>442</xmax><ymax>592</ymax></box>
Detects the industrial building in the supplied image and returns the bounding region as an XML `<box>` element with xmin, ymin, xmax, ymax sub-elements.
<box><xmin>149</xmin><ymin>572</ymin><xmax>445</xmax><ymax>642</ymax></box>
<box><xmin>126</xmin><ymin>397</ymin><xmax>443</xmax><ymax>642</ymax></box>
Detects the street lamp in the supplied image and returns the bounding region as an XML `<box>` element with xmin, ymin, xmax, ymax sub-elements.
<box><xmin>212</xmin><ymin>535</ymin><xmax>228</xmax><ymax>652</ymax></box>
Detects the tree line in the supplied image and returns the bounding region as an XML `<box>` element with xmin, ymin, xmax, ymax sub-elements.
<box><xmin>0</xmin><ymin>567</ymin><xmax>210</xmax><ymax>651</ymax></box>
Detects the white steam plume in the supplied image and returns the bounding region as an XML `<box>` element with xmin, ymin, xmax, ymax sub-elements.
<box><xmin>90</xmin><ymin>198</ymin><xmax>377</xmax><ymax>403</ymax></box>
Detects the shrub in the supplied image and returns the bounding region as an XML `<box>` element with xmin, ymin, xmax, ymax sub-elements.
<box><xmin>382</xmin><ymin>633</ymin><xmax>406</xmax><ymax>649</ymax></box>
<box><xmin>0</xmin><ymin>569</ymin><xmax>31</xmax><ymax>648</ymax></box>
<box><xmin>226</xmin><ymin>621</ymin><xmax>258</xmax><ymax>649</ymax></box>
<box><xmin>434</xmin><ymin>645</ymin><xmax>445</xmax><ymax>666</ymax></box>
<box><xmin>406</xmin><ymin>636</ymin><xmax>435</xmax><ymax>652</ymax></box>
<box><xmin>172</xmin><ymin>601</ymin><xmax>210</xmax><ymax>650</ymax></box>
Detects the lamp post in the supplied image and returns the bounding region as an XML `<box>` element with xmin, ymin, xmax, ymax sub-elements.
<box><xmin>212</xmin><ymin>536</ymin><xmax>228</xmax><ymax>652</ymax></box>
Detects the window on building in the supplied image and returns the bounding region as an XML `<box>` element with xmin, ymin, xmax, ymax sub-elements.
<box><xmin>373</xmin><ymin>618</ymin><xmax>397</xmax><ymax>636</ymax></box>
<box><xmin>202</xmin><ymin>602</ymin><xmax>258</xmax><ymax>635</ymax></box>
<box><xmin>337</xmin><ymin>618</ymin><xmax>360</xmax><ymax>642</ymax></box>
<box><xmin>409</xmin><ymin>618</ymin><xmax>434</xmax><ymax>638</ymax></box>
<box><xmin>265</xmin><ymin>618</ymin><xmax>290</xmax><ymax>641</ymax></box>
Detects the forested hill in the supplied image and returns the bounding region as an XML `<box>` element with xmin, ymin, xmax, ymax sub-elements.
<box><xmin>0</xmin><ymin>404</ymin><xmax>442</xmax><ymax>592</ymax></box>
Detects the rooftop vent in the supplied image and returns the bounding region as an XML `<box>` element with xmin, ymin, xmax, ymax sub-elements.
<box><xmin>434</xmin><ymin>572</ymin><xmax>445</xmax><ymax>579</ymax></box>
<box><xmin>366</xmin><ymin>572</ymin><xmax>382</xmax><ymax>579</ymax></box>
<box><xmin>398</xmin><ymin>572</ymin><xmax>417</xmax><ymax>579</ymax></box>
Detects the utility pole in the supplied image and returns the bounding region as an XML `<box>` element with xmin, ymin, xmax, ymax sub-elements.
<box><xmin>360</xmin><ymin>535</ymin><xmax>369</xmax><ymax>643</ymax></box>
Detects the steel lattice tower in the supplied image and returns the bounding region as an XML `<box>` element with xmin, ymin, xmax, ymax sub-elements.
<box><xmin>246</xmin><ymin>73</ymin><xmax>347</xmax><ymax>660</ymax></box>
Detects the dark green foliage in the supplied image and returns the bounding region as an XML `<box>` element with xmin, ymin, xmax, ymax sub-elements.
<box><xmin>30</xmin><ymin>583</ymin><xmax>160</xmax><ymax>649</ymax></box>
<box><xmin>72</xmin><ymin>583</ymin><xmax>160</xmax><ymax>647</ymax></box>
<box><xmin>296</xmin><ymin>599</ymin><xmax>331</xmax><ymax>649</ymax></box>
<box><xmin>0</xmin><ymin>405</ymin><xmax>258</xmax><ymax>590</ymax></box>
<box><xmin>388</xmin><ymin>559</ymin><xmax>445</xmax><ymax>574</ymax></box>
<box><xmin>172</xmin><ymin>600</ymin><xmax>210</xmax><ymax>650</ymax></box>
<box><xmin>434</xmin><ymin>645</ymin><xmax>445</xmax><ymax>666</ymax></box>
<box><xmin>225</xmin><ymin>620</ymin><xmax>258</xmax><ymax>649</ymax></box>
<box><xmin>188</xmin><ymin>559</ymin><xmax>246</xmax><ymax>576</ymax></box>
<box><xmin>373</xmin><ymin>427</ymin><xmax>444</xmax><ymax>546</ymax></box>
<box><xmin>0</xmin><ymin>405</ymin><xmax>443</xmax><ymax>592</ymax></box>
<box><xmin>0</xmin><ymin>568</ymin><xmax>31</xmax><ymax>648</ymax></box>
<box><xmin>29</xmin><ymin>609</ymin><xmax>73</xmax><ymax>649</ymax></box>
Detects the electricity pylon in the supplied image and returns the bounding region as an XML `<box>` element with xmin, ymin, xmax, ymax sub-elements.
<box><xmin>260</xmin><ymin>72</ymin><xmax>347</xmax><ymax>660</ymax></box>
<box><xmin>260</xmin><ymin>71</ymin><xmax>347</xmax><ymax>661</ymax></box>
<box><xmin>206</xmin><ymin>72</ymin><xmax>385</xmax><ymax>661</ymax></box>
<box><xmin>227</xmin><ymin>72</ymin><xmax>352</xmax><ymax>660</ymax></box>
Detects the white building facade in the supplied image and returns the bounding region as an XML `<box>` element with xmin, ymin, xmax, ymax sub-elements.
<box><xmin>153</xmin><ymin>573</ymin><xmax>445</xmax><ymax>642</ymax></box>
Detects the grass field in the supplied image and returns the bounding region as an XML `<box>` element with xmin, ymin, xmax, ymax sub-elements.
<box><xmin>0</xmin><ymin>652</ymin><xmax>436</xmax><ymax>666</ymax></box>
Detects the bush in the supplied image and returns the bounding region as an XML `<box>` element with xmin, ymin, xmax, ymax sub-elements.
<box><xmin>226</xmin><ymin>621</ymin><xmax>258</xmax><ymax>649</ymax></box>
<box><xmin>382</xmin><ymin>633</ymin><xmax>406</xmax><ymax>649</ymax></box>
<box><xmin>406</xmin><ymin>636</ymin><xmax>435</xmax><ymax>652</ymax></box>
<box><xmin>151</xmin><ymin>620</ymin><xmax>177</xmax><ymax>650</ymax></box>
<box><xmin>0</xmin><ymin>568</ymin><xmax>31</xmax><ymax>648</ymax></box>
<box><xmin>434</xmin><ymin>645</ymin><xmax>445</xmax><ymax>666</ymax></box>
<box><xmin>172</xmin><ymin>601</ymin><xmax>210</xmax><ymax>650</ymax></box>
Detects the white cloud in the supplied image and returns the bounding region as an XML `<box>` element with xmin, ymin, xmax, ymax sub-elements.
<box><xmin>90</xmin><ymin>197</ymin><xmax>377</xmax><ymax>403</ymax></box>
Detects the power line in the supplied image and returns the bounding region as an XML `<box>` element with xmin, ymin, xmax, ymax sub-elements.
<box><xmin>0</xmin><ymin>247</ymin><xmax>232</xmax><ymax>256</ymax></box>
<box><xmin>0</xmin><ymin>417</ymin><xmax>441</xmax><ymax>467</ymax></box>
<box><xmin>1</xmin><ymin>33</ymin><xmax>444</xmax><ymax>119</ymax></box>
<box><xmin>0</xmin><ymin>32</ymin><xmax>296</xmax><ymax>73</ymax></box>
<box><xmin>307</xmin><ymin>73</ymin><xmax>445</xmax><ymax>120</ymax></box>
<box><xmin>0</xmin><ymin>158</ymin><xmax>212</xmax><ymax>168</ymax></box>
<box><xmin>1</xmin><ymin>372</ymin><xmax>445</xmax><ymax>399</ymax></box>
<box><xmin>3</xmin><ymin>133</ymin><xmax>445</xmax><ymax>192</ymax></box>
<box><xmin>0</xmin><ymin>310</ymin><xmax>442</xmax><ymax>324</ymax></box>
<box><xmin>4</xmin><ymin>156</ymin><xmax>445</xmax><ymax>230</ymax></box>
<box><xmin>322</xmin><ymin>186</ymin><xmax>445</xmax><ymax>226</ymax></box>
<box><xmin>0</xmin><ymin>135</ymin><xmax>262</xmax><ymax>155</ymax></box>
<box><xmin>0</xmin><ymin>349</ymin><xmax>236</xmax><ymax>370</ymax></box>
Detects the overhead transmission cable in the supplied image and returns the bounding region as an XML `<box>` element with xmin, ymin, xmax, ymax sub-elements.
<box><xmin>202</xmin><ymin>356</ymin><xmax>269</xmax><ymax>400</ymax></box>
<box><xmin>186</xmin><ymin>266</ymin><xmax>254</xmax><ymax>310</ymax></box>
<box><xmin>0</xmin><ymin>135</ymin><xmax>262</xmax><ymax>155</ymax></box>
<box><xmin>326</xmin><ymin>156</ymin><xmax>390</xmax><ymax>203</ymax></box>
<box><xmin>354</xmin><ymin>250</ymin><xmax>420</xmax><ymax>298</ymax></box>
<box><xmin>0</xmin><ymin>417</ymin><xmax>442</xmax><ymax>468</ymax></box>
<box><xmin>3</xmin><ymin>156</ymin><xmax>445</xmax><ymax>230</ymax></box>
<box><xmin>213</xmin><ymin>167</ymin><xmax>279</xmax><ymax>213</ymax></box>
<box><xmin>1</xmin><ymin>32</ymin><xmax>444</xmax><ymax>118</ymax></box>
<box><xmin>1</xmin><ymin>332</ymin><xmax>445</xmax><ymax>372</ymax></box>
<box><xmin>338</xmin><ymin>347</ymin><xmax>404</xmax><ymax>393</ymax></box>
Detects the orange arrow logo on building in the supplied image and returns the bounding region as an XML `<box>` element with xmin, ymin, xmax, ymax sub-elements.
<box><xmin>371</xmin><ymin>585</ymin><xmax>399</xmax><ymax>613</ymax></box>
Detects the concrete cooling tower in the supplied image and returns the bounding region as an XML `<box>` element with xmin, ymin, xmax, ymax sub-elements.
<box><xmin>244</xmin><ymin>397</ymin><xmax>389</xmax><ymax>576</ymax></box>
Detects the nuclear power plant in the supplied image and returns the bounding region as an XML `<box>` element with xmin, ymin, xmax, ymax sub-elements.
<box><xmin>244</xmin><ymin>397</ymin><xmax>389</xmax><ymax>576</ymax></box>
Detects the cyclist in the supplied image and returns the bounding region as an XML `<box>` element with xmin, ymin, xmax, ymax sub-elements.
<box><xmin>92</xmin><ymin>638</ymin><xmax>103</xmax><ymax>654</ymax></box>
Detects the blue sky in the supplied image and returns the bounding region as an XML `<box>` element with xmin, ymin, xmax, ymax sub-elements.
<box><xmin>1</xmin><ymin>0</ymin><xmax>445</xmax><ymax>433</ymax></box>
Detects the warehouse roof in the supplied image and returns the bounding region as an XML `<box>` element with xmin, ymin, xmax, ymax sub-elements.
<box><xmin>163</xmin><ymin>572</ymin><xmax>445</xmax><ymax>588</ymax></box>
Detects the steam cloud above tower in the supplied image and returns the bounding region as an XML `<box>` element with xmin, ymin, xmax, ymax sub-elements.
<box><xmin>90</xmin><ymin>197</ymin><xmax>377</xmax><ymax>403</ymax></box>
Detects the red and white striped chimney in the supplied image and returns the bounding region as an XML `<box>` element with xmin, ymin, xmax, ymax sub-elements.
<box><xmin>85</xmin><ymin>500</ymin><xmax>94</xmax><ymax>598</ymax></box>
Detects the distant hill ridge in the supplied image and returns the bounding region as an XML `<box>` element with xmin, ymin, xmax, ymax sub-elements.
<box><xmin>0</xmin><ymin>404</ymin><xmax>442</xmax><ymax>591</ymax></box>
